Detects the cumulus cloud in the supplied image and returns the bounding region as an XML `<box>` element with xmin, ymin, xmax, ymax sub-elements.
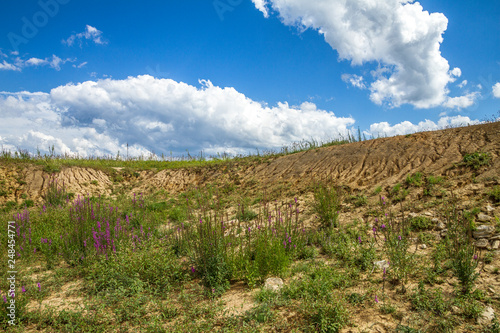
<box><xmin>252</xmin><ymin>0</ymin><xmax>270</xmax><ymax>17</ymax></box>
<box><xmin>493</xmin><ymin>83</ymin><xmax>500</xmax><ymax>98</ymax></box>
<box><xmin>368</xmin><ymin>115</ymin><xmax>480</xmax><ymax>137</ymax></box>
<box><xmin>341</xmin><ymin>74</ymin><xmax>366</xmax><ymax>89</ymax></box>
<box><xmin>442</xmin><ymin>92</ymin><xmax>480</xmax><ymax>109</ymax></box>
<box><xmin>63</xmin><ymin>25</ymin><xmax>107</xmax><ymax>47</ymax></box>
<box><xmin>255</xmin><ymin>0</ymin><xmax>474</xmax><ymax>109</ymax></box>
<box><xmin>0</xmin><ymin>75</ymin><xmax>355</xmax><ymax>157</ymax></box>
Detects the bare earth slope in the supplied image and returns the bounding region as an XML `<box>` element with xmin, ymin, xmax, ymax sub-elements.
<box><xmin>0</xmin><ymin>121</ymin><xmax>499</xmax><ymax>203</ymax></box>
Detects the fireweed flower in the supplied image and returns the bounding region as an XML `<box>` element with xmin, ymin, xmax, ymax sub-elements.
<box><xmin>358</xmin><ymin>236</ymin><xmax>362</xmax><ymax>244</ymax></box>
<box><xmin>191</xmin><ymin>267</ymin><xmax>196</xmax><ymax>273</ymax></box>
<box><xmin>474</xmin><ymin>254</ymin><xmax>478</xmax><ymax>260</ymax></box>
<box><xmin>381</xmin><ymin>224</ymin><xmax>386</xmax><ymax>229</ymax></box>
<box><xmin>37</xmin><ymin>283</ymin><xmax>41</xmax><ymax>292</ymax></box>
<box><xmin>22</xmin><ymin>286</ymin><xmax>26</xmax><ymax>293</ymax></box>
<box><xmin>398</xmin><ymin>235</ymin><xmax>402</xmax><ymax>241</ymax></box>
<box><xmin>2</xmin><ymin>295</ymin><xmax>6</xmax><ymax>303</ymax></box>
<box><xmin>375</xmin><ymin>295</ymin><xmax>379</xmax><ymax>303</ymax></box>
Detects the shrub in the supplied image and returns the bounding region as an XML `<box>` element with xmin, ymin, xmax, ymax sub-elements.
<box><xmin>489</xmin><ymin>186</ymin><xmax>500</xmax><ymax>203</ymax></box>
<box><xmin>462</xmin><ymin>151</ymin><xmax>491</xmax><ymax>169</ymax></box>
<box><xmin>313</xmin><ymin>182</ymin><xmax>342</xmax><ymax>229</ymax></box>
<box><xmin>306</xmin><ymin>299</ymin><xmax>349</xmax><ymax>333</ymax></box>
<box><xmin>427</xmin><ymin>175</ymin><xmax>443</xmax><ymax>185</ymax></box>
<box><xmin>380</xmin><ymin>216</ymin><xmax>413</xmax><ymax>293</ymax></box>
<box><xmin>445</xmin><ymin>206</ymin><xmax>480</xmax><ymax>295</ymax></box>
<box><xmin>43</xmin><ymin>176</ymin><xmax>69</xmax><ymax>206</ymax></box>
<box><xmin>406</xmin><ymin>172</ymin><xmax>423</xmax><ymax>187</ymax></box>
<box><xmin>191</xmin><ymin>216</ymin><xmax>231</xmax><ymax>297</ymax></box>
<box><xmin>409</xmin><ymin>216</ymin><xmax>433</xmax><ymax>231</ymax></box>
<box><xmin>85</xmin><ymin>243</ymin><xmax>185</xmax><ymax>296</ymax></box>
<box><xmin>390</xmin><ymin>183</ymin><xmax>410</xmax><ymax>202</ymax></box>
<box><xmin>350</xmin><ymin>194</ymin><xmax>367</xmax><ymax>207</ymax></box>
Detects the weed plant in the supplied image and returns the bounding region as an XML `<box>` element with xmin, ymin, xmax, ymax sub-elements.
<box><xmin>376</xmin><ymin>204</ymin><xmax>413</xmax><ymax>293</ymax></box>
<box><xmin>313</xmin><ymin>182</ymin><xmax>342</xmax><ymax>228</ymax></box>
<box><xmin>462</xmin><ymin>151</ymin><xmax>492</xmax><ymax>169</ymax></box>
<box><xmin>444</xmin><ymin>204</ymin><xmax>480</xmax><ymax>295</ymax></box>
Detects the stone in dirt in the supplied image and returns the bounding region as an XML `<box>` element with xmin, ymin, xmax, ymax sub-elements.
<box><xmin>473</xmin><ymin>225</ymin><xmax>495</xmax><ymax>239</ymax></box>
<box><xmin>475</xmin><ymin>239</ymin><xmax>489</xmax><ymax>248</ymax></box>
<box><xmin>477</xmin><ymin>306</ymin><xmax>495</xmax><ymax>326</ymax></box>
<box><xmin>436</xmin><ymin>222</ymin><xmax>446</xmax><ymax>230</ymax></box>
<box><xmin>493</xmin><ymin>240</ymin><xmax>500</xmax><ymax>250</ymax></box>
<box><xmin>264</xmin><ymin>278</ymin><xmax>283</xmax><ymax>292</ymax></box>
<box><xmin>477</xmin><ymin>213</ymin><xmax>492</xmax><ymax>222</ymax></box>
<box><xmin>373</xmin><ymin>260</ymin><xmax>389</xmax><ymax>270</ymax></box>
<box><xmin>484</xmin><ymin>205</ymin><xmax>495</xmax><ymax>213</ymax></box>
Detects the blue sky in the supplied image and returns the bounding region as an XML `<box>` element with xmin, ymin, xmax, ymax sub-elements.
<box><xmin>0</xmin><ymin>0</ymin><xmax>499</xmax><ymax>157</ymax></box>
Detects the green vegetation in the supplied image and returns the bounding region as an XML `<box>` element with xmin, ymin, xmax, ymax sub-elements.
<box><xmin>0</xmin><ymin>143</ymin><xmax>497</xmax><ymax>331</ymax></box>
<box><xmin>406</xmin><ymin>172</ymin><xmax>424</xmax><ymax>187</ymax></box>
<box><xmin>461</xmin><ymin>151</ymin><xmax>492</xmax><ymax>169</ymax></box>
<box><xmin>312</xmin><ymin>181</ymin><xmax>342</xmax><ymax>228</ymax></box>
<box><xmin>489</xmin><ymin>186</ymin><xmax>500</xmax><ymax>203</ymax></box>
<box><xmin>409</xmin><ymin>216</ymin><xmax>434</xmax><ymax>231</ymax></box>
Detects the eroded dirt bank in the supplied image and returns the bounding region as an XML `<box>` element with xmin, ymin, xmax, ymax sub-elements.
<box><xmin>0</xmin><ymin>122</ymin><xmax>499</xmax><ymax>204</ymax></box>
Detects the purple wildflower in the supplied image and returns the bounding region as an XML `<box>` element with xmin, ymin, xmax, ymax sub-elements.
<box><xmin>375</xmin><ymin>295</ymin><xmax>379</xmax><ymax>303</ymax></box>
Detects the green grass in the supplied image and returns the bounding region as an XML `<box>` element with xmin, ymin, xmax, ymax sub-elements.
<box><xmin>0</xmin><ymin>152</ymin><xmax>497</xmax><ymax>332</ymax></box>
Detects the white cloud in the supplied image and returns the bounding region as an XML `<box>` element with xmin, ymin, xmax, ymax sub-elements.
<box><xmin>341</xmin><ymin>74</ymin><xmax>366</xmax><ymax>89</ymax></box>
<box><xmin>457</xmin><ymin>80</ymin><xmax>467</xmax><ymax>88</ymax></box>
<box><xmin>450</xmin><ymin>67</ymin><xmax>462</xmax><ymax>79</ymax></box>
<box><xmin>25</xmin><ymin>57</ymin><xmax>49</xmax><ymax>66</ymax></box>
<box><xmin>23</xmin><ymin>55</ymin><xmax>74</xmax><ymax>71</ymax></box>
<box><xmin>0</xmin><ymin>75</ymin><xmax>355</xmax><ymax>157</ymax></box>
<box><xmin>493</xmin><ymin>83</ymin><xmax>500</xmax><ymax>98</ymax></box>
<box><xmin>0</xmin><ymin>60</ymin><xmax>20</xmax><ymax>71</ymax></box>
<box><xmin>63</xmin><ymin>25</ymin><xmax>107</xmax><ymax>47</ymax></box>
<box><xmin>255</xmin><ymin>0</ymin><xmax>472</xmax><ymax>109</ymax></box>
<box><xmin>442</xmin><ymin>92</ymin><xmax>480</xmax><ymax>109</ymax></box>
<box><xmin>368</xmin><ymin>115</ymin><xmax>480</xmax><ymax>137</ymax></box>
<box><xmin>73</xmin><ymin>61</ymin><xmax>88</xmax><ymax>69</ymax></box>
<box><xmin>252</xmin><ymin>0</ymin><xmax>269</xmax><ymax>17</ymax></box>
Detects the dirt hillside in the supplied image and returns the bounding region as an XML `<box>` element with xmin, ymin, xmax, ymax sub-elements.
<box><xmin>0</xmin><ymin>121</ymin><xmax>499</xmax><ymax>204</ymax></box>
